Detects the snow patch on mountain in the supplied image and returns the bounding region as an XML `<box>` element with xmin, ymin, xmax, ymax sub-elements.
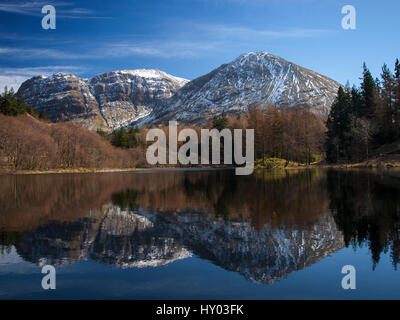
<box><xmin>144</xmin><ymin>51</ymin><xmax>340</xmax><ymax>125</ymax></box>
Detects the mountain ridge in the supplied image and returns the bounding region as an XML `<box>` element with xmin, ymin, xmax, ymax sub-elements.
<box><xmin>18</xmin><ymin>52</ymin><xmax>340</xmax><ymax>131</ymax></box>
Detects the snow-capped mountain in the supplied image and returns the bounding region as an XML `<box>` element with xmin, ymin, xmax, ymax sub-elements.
<box><xmin>17</xmin><ymin>52</ymin><xmax>340</xmax><ymax>131</ymax></box>
<box><xmin>18</xmin><ymin>70</ymin><xmax>188</xmax><ymax>132</ymax></box>
<box><xmin>150</xmin><ymin>52</ymin><xmax>340</xmax><ymax>125</ymax></box>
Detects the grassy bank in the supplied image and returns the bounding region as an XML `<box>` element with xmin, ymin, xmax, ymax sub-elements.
<box><xmin>317</xmin><ymin>142</ymin><xmax>400</xmax><ymax>169</ymax></box>
<box><xmin>0</xmin><ymin>167</ymin><xmax>141</xmax><ymax>175</ymax></box>
<box><xmin>0</xmin><ymin>165</ymin><xmax>231</xmax><ymax>175</ymax></box>
<box><xmin>255</xmin><ymin>156</ymin><xmax>400</xmax><ymax>170</ymax></box>
<box><xmin>2</xmin><ymin>155</ymin><xmax>400</xmax><ymax>176</ymax></box>
<box><xmin>316</xmin><ymin>157</ymin><xmax>400</xmax><ymax>169</ymax></box>
<box><xmin>254</xmin><ymin>158</ymin><xmax>312</xmax><ymax>169</ymax></box>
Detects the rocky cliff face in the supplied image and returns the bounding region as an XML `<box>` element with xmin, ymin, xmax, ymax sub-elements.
<box><xmin>18</xmin><ymin>73</ymin><xmax>108</xmax><ymax>131</ymax></box>
<box><xmin>87</xmin><ymin>70</ymin><xmax>188</xmax><ymax>130</ymax></box>
<box><xmin>150</xmin><ymin>52</ymin><xmax>340</xmax><ymax>125</ymax></box>
<box><xmin>18</xmin><ymin>70</ymin><xmax>188</xmax><ymax>132</ymax></box>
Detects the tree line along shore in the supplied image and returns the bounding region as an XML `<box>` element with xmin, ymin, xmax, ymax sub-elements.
<box><xmin>0</xmin><ymin>60</ymin><xmax>399</xmax><ymax>173</ymax></box>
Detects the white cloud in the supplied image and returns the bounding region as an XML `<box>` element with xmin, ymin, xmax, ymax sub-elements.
<box><xmin>0</xmin><ymin>1</ymin><xmax>50</xmax><ymax>16</ymax></box>
<box><xmin>198</xmin><ymin>24</ymin><xmax>333</xmax><ymax>39</ymax></box>
<box><xmin>0</xmin><ymin>46</ymin><xmax>92</xmax><ymax>60</ymax></box>
<box><xmin>0</xmin><ymin>22</ymin><xmax>335</xmax><ymax>73</ymax></box>
<box><xmin>0</xmin><ymin>1</ymin><xmax>109</xmax><ymax>19</ymax></box>
<box><xmin>103</xmin><ymin>23</ymin><xmax>333</xmax><ymax>59</ymax></box>
<box><xmin>0</xmin><ymin>65</ymin><xmax>85</xmax><ymax>91</ymax></box>
<box><xmin>104</xmin><ymin>40</ymin><xmax>221</xmax><ymax>59</ymax></box>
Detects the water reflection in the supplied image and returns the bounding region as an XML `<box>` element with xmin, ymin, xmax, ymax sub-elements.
<box><xmin>327</xmin><ymin>170</ymin><xmax>400</xmax><ymax>269</ymax></box>
<box><xmin>0</xmin><ymin>169</ymin><xmax>399</xmax><ymax>285</ymax></box>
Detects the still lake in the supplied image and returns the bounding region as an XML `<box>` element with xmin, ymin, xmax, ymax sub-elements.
<box><xmin>0</xmin><ymin>168</ymin><xmax>400</xmax><ymax>299</ymax></box>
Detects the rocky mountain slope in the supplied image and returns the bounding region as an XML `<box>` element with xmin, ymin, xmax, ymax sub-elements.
<box><xmin>87</xmin><ymin>70</ymin><xmax>188</xmax><ymax>130</ymax></box>
<box><xmin>150</xmin><ymin>52</ymin><xmax>340</xmax><ymax>125</ymax></box>
<box><xmin>17</xmin><ymin>52</ymin><xmax>340</xmax><ymax>131</ymax></box>
<box><xmin>18</xmin><ymin>70</ymin><xmax>188</xmax><ymax>132</ymax></box>
<box><xmin>18</xmin><ymin>73</ymin><xmax>108</xmax><ymax>131</ymax></box>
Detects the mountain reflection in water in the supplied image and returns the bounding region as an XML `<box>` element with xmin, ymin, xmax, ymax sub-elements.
<box><xmin>1</xmin><ymin>169</ymin><xmax>400</xmax><ymax>286</ymax></box>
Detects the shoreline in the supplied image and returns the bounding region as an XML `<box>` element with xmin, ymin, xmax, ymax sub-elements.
<box><xmin>0</xmin><ymin>166</ymin><xmax>235</xmax><ymax>175</ymax></box>
<box><xmin>0</xmin><ymin>167</ymin><xmax>142</xmax><ymax>175</ymax></box>
<box><xmin>1</xmin><ymin>160</ymin><xmax>400</xmax><ymax>175</ymax></box>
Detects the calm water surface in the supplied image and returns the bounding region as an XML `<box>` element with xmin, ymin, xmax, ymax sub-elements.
<box><xmin>0</xmin><ymin>168</ymin><xmax>400</xmax><ymax>299</ymax></box>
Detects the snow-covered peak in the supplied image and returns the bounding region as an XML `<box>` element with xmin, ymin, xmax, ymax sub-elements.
<box><xmin>236</xmin><ymin>51</ymin><xmax>273</xmax><ymax>59</ymax></box>
<box><xmin>89</xmin><ymin>69</ymin><xmax>189</xmax><ymax>87</ymax></box>
<box><xmin>114</xmin><ymin>69</ymin><xmax>188</xmax><ymax>84</ymax></box>
<box><xmin>49</xmin><ymin>72</ymin><xmax>79</xmax><ymax>80</ymax></box>
<box><xmin>149</xmin><ymin>51</ymin><xmax>341</xmax><ymax>125</ymax></box>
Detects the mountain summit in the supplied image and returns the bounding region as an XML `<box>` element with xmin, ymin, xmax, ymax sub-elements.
<box><xmin>150</xmin><ymin>52</ymin><xmax>340</xmax><ymax>125</ymax></box>
<box><xmin>18</xmin><ymin>52</ymin><xmax>340</xmax><ymax>131</ymax></box>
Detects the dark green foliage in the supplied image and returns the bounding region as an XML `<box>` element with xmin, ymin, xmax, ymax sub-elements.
<box><xmin>327</xmin><ymin>170</ymin><xmax>400</xmax><ymax>269</ymax></box>
<box><xmin>127</xmin><ymin>126</ymin><xmax>139</xmax><ymax>148</ymax></box>
<box><xmin>326</xmin><ymin>60</ymin><xmax>400</xmax><ymax>163</ymax></box>
<box><xmin>360</xmin><ymin>63</ymin><xmax>377</xmax><ymax>118</ymax></box>
<box><xmin>0</xmin><ymin>87</ymin><xmax>39</xmax><ymax>117</ymax></box>
<box><xmin>395</xmin><ymin>59</ymin><xmax>400</xmax><ymax>135</ymax></box>
<box><xmin>111</xmin><ymin>127</ymin><xmax>127</xmax><ymax>148</ymax></box>
<box><xmin>212</xmin><ymin>112</ymin><xmax>228</xmax><ymax>131</ymax></box>
<box><xmin>395</xmin><ymin>59</ymin><xmax>400</xmax><ymax>79</ymax></box>
<box><xmin>111</xmin><ymin>126</ymin><xmax>139</xmax><ymax>149</ymax></box>
<box><xmin>111</xmin><ymin>189</ymin><xmax>139</xmax><ymax>211</ymax></box>
<box><xmin>325</xmin><ymin>87</ymin><xmax>353</xmax><ymax>162</ymax></box>
<box><xmin>0</xmin><ymin>232</ymin><xmax>24</xmax><ymax>252</ymax></box>
<box><xmin>96</xmin><ymin>129</ymin><xmax>107</xmax><ymax>138</ymax></box>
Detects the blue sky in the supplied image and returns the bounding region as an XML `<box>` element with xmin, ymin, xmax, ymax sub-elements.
<box><xmin>0</xmin><ymin>0</ymin><xmax>399</xmax><ymax>90</ymax></box>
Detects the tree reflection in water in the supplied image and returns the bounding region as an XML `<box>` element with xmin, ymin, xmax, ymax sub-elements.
<box><xmin>0</xmin><ymin>168</ymin><xmax>399</xmax><ymax>282</ymax></box>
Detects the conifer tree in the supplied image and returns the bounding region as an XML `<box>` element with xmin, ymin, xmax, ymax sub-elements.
<box><xmin>326</xmin><ymin>86</ymin><xmax>352</xmax><ymax>162</ymax></box>
<box><xmin>127</xmin><ymin>127</ymin><xmax>139</xmax><ymax>148</ymax></box>
<box><xmin>360</xmin><ymin>63</ymin><xmax>377</xmax><ymax>118</ymax></box>
<box><xmin>350</xmin><ymin>86</ymin><xmax>361</xmax><ymax>112</ymax></box>
<box><xmin>119</xmin><ymin>127</ymin><xmax>128</xmax><ymax>148</ymax></box>
<box><xmin>394</xmin><ymin>59</ymin><xmax>400</xmax><ymax>137</ymax></box>
<box><xmin>212</xmin><ymin>112</ymin><xmax>228</xmax><ymax>131</ymax></box>
<box><xmin>381</xmin><ymin>64</ymin><xmax>394</xmax><ymax>110</ymax></box>
<box><xmin>0</xmin><ymin>88</ymin><xmax>38</xmax><ymax>116</ymax></box>
<box><xmin>375</xmin><ymin>63</ymin><xmax>396</xmax><ymax>141</ymax></box>
<box><xmin>395</xmin><ymin>59</ymin><xmax>400</xmax><ymax>79</ymax></box>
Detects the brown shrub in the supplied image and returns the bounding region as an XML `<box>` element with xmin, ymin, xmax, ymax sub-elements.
<box><xmin>0</xmin><ymin>115</ymin><xmax>146</xmax><ymax>170</ymax></box>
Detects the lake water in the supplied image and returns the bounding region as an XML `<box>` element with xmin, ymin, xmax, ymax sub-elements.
<box><xmin>0</xmin><ymin>168</ymin><xmax>400</xmax><ymax>299</ymax></box>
